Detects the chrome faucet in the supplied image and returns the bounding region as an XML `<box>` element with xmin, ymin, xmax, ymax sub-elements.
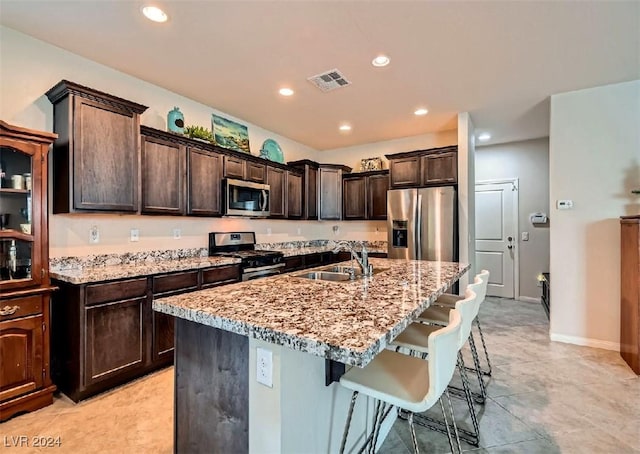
<box><xmin>331</xmin><ymin>240</ymin><xmax>373</xmax><ymax>276</ymax></box>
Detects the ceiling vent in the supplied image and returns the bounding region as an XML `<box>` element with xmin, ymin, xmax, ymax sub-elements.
<box><xmin>307</xmin><ymin>69</ymin><xmax>351</xmax><ymax>92</ymax></box>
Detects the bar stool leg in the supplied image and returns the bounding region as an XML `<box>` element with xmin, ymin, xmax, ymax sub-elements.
<box><xmin>367</xmin><ymin>399</ymin><xmax>382</xmax><ymax>454</ymax></box>
<box><xmin>444</xmin><ymin>389</ymin><xmax>463</xmax><ymax>454</ymax></box>
<box><xmin>340</xmin><ymin>391</ymin><xmax>359</xmax><ymax>454</ymax></box>
<box><xmin>457</xmin><ymin>352</ymin><xmax>480</xmax><ymax>442</ymax></box>
<box><xmin>475</xmin><ymin>317</ymin><xmax>493</xmax><ymax>376</ymax></box>
<box><xmin>408</xmin><ymin>411</ymin><xmax>420</xmax><ymax>454</ymax></box>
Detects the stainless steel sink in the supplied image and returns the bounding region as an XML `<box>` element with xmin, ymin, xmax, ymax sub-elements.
<box><xmin>294</xmin><ymin>271</ymin><xmax>353</xmax><ymax>282</ymax></box>
<box><xmin>294</xmin><ymin>267</ymin><xmax>388</xmax><ymax>282</ymax></box>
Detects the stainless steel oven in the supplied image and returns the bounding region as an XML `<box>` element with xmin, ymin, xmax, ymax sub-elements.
<box><xmin>224</xmin><ymin>179</ymin><xmax>270</xmax><ymax>217</ymax></box>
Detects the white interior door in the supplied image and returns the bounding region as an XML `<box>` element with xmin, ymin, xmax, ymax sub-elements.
<box><xmin>475</xmin><ymin>181</ymin><xmax>518</xmax><ymax>298</ymax></box>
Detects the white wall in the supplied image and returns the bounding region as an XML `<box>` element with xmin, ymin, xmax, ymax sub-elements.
<box><xmin>549</xmin><ymin>80</ymin><xmax>640</xmax><ymax>350</ymax></box>
<box><xmin>476</xmin><ymin>138</ymin><xmax>550</xmax><ymax>300</ymax></box>
<box><xmin>457</xmin><ymin>113</ymin><xmax>476</xmax><ymax>289</ymax></box>
<box><xmin>0</xmin><ymin>27</ymin><xmax>391</xmax><ymax>257</ymax></box>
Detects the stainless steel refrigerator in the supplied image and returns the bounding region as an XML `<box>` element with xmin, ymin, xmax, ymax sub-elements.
<box><xmin>387</xmin><ymin>186</ymin><xmax>457</xmax><ymax>261</ymax></box>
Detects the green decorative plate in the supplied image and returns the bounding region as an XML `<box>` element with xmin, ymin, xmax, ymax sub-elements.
<box><xmin>259</xmin><ymin>139</ymin><xmax>284</xmax><ymax>163</ymax></box>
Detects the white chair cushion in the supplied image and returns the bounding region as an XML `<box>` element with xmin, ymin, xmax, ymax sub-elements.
<box><xmin>435</xmin><ymin>293</ymin><xmax>463</xmax><ymax>308</ymax></box>
<box><xmin>417</xmin><ymin>306</ymin><xmax>450</xmax><ymax>325</ymax></box>
<box><xmin>391</xmin><ymin>322</ymin><xmax>440</xmax><ymax>353</ymax></box>
<box><xmin>339</xmin><ymin>350</ymin><xmax>436</xmax><ymax>413</ymax></box>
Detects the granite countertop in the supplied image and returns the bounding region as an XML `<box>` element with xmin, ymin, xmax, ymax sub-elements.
<box><xmin>153</xmin><ymin>258</ymin><xmax>469</xmax><ymax>367</ymax></box>
<box><xmin>50</xmin><ymin>256</ymin><xmax>241</xmax><ymax>285</ymax></box>
<box><xmin>274</xmin><ymin>245</ymin><xmax>387</xmax><ymax>257</ymax></box>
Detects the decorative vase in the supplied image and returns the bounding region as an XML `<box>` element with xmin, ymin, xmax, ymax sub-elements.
<box><xmin>167</xmin><ymin>107</ymin><xmax>185</xmax><ymax>134</ymax></box>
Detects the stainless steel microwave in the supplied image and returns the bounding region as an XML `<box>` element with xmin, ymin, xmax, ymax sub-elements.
<box><xmin>224</xmin><ymin>179</ymin><xmax>270</xmax><ymax>217</ymax></box>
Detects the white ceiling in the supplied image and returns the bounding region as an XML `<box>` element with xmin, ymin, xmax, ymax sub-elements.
<box><xmin>1</xmin><ymin>1</ymin><xmax>638</xmax><ymax>150</ymax></box>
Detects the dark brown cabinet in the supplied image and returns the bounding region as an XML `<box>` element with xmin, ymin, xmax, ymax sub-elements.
<box><xmin>288</xmin><ymin>160</ymin><xmax>319</xmax><ymax>220</ymax></box>
<box><xmin>246</xmin><ymin>162</ymin><xmax>266</xmax><ymax>183</ymax></box>
<box><xmin>223</xmin><ymin>156</ymin><xmax>246</xmax><ymax>180</ymax></box>
<box><xmin>51</xmin><ymin>265</ymin><xmax>241</xmax><ymax>402</ymax></box>
<box><xmin>46</xmin><ymin>80</ymin><xmax>148</xmax><ymax>213</ymax></box>
<box><xmin>342</xmin><ymin>171</ymin><xmax>389</xmax><ymax>221</ymax></box>
<box><xmin>287</xmin><ymin>172</ymin><xmax>303</xmax><ymax>219</ymax></box>
<box><xmin>267</xmin><ymin>167</ymin><xmax>286</xmax><ymax>218</ymax></box>
<box><xmin>188</xmin><ymin>148</ymin><xmax>223</xmax><ymax>216</ymax></box>
<box><xmin>421</xmin><ymin>152</ymin><xmax>457</xmax><ymax>185</ymax></box>
<box><xmin>319</xmin><ymin>164</ymin><xmax>352</xmax><ymax>220</ymax></box>
<box><xmin>141</xmin><ymin>135</ymin><xmax>185</xmax><ymax>215</ymax></box>
<box><xmin>386</xmin><ymin>146</ymin><xmax>458</xmax><ymax>189</ymax></box>
<box><xmin>343</xmin><ymin>176</ymin><xmax>367</xmax><ymax>220</ymax></box>
<box><xmin>389</xmin><ymin>156</ymin><xmax>421</xmax><ymax>188</ymax></box>
<box><xmin>0</xmin><ymin>121</ymin><xmax>56</xmax><ymax>421</ymax></box>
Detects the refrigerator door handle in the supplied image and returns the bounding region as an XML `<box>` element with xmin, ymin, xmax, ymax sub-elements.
<box><xmin>416</xmin><ymin>194</ymin><xmax>423</xmax><ymax>260</ymax></box>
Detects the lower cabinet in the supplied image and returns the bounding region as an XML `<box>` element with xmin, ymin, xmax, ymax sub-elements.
<box><xmin>51</xmin><ymin>265</ymin><xmax>241</xmax><ymax>402</ymax></box>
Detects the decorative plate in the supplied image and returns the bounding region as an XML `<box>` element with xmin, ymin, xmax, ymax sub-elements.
<box><xmin>259</xmin><ymin>139</ymin><xmax>284</xmax><ymax>163</ymax></box>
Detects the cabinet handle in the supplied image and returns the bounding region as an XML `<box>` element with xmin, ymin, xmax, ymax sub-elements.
<box><xmin>0</xmin><ymin>305</ymin><xmax>19</xmax><ymax>316</ymax></box>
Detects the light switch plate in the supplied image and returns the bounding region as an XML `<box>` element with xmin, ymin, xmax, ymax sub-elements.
<box><xmin>557</xmin><ymin>200</ymin><xmax>573</xmax><ymax>210</ymax></box>
<box><xmin>173</xmin><ymin>228</ymin><xmax>181</xmax><ymax>239</ymax></box>
<box><xmin>521</xmin><ymin>232</ymin><xmax>529</xmax><ymax>241</ymax></box>
<box><xmin>256</xmin><ymin>347</ymin><xmax>273</xmax><ymax>388</ymax></box>
<box><xmin>130</xmin><ymin>229</ymin><xmax>139</xmax><ymax>242</ymax></box>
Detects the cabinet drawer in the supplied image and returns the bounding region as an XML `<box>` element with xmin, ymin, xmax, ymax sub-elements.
<box><xmin>153</xmin><ymin>271</ymin><xmax>199</xmax><ymax>296</ymax></box>
<box><xmin>202</xmin><ymin>265</ymin><xmax>241</xmax><ymax>288</ymax></box>
<box><xmin>0</xmin><ymin>295</ymin><xmax>42</xmax><ymax>321</ymax></box>
<box><xmin>283</xmin><ymin>256</ymin><xmax>303</xmax><ymax>272</ymax></box>
<box><xmin>224</xmin><ymin>156</ymin><xmax>245</xmax><ymax>179</ymax></box>
<box><xmin>86</xmin><ymin>278</ymin><xmax>148</xmax><ymax>306</ymax></box>
<box><xmin>246</xmin><ymin>162</ymin><xmax>266</xmax><ymax>183</ymax></box>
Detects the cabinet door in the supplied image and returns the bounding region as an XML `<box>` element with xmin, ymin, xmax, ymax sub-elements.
<box><xmin>367</xmin><ymin>174</ymin><xmax>389</xmax><ymax>220</ymax></box>
<box><xmin>223</xmin><ymin>156</ymin><xmax>245</xmax><ymax>180</ymax></box>
<box><xmin>343</xmin><ymin>177</ymin><xmax>367</xmax><ymax>220</ymax></box>
<box><xmin>73</xmin><ymin>97</ymin><xmax>139</xmax><ymax>211</ymax></box>
<box><xmin>0</xmin><ymin>315</ymin><xmax>43</xmax><ymax>402</ymax></box>
<box><xmin>306</xmin><ymin>167</ymin><xmax>318</xmax><ymax>220</ymax></box>
<box><xmin>287</xmin><ymin>172</ymin><xmax>303</xmax><ymax>219</ymax></box>
<box><xmin>389</xmin><ymin>156</ymin><xmax>421</xmax><ymax>188</ymax></box>
<box><xmin>319</xmin><ymin>168</ymin><xmax>342</xmax><ymax>220</ymax></box>
<box><xmin>84</xmin><ymin>297</ymin><xmax>145</xmax><ymax>387</ymax></box>
<box><xmin>267</xmin><ymin>167</ymin><xmax>286</xmax><ymax>218</ymax></box>
<box><xmin>421</xmin><ymin>152</ymin><xmax>457</xmax><ymax>185</ymax></box>
<box><xmin>141</xmin><ymin>136</ymin><xmax>185</xmax><ymax>215</ymax></box>
<box><xmin>246</xmin><ymin>162</ymin><xmax>266</xmax><ymax>183</ymax></box>
<box><xmin>188</xmin><ymin>148</ymin><xmax>223</xmax><ymax>216</ymax></box>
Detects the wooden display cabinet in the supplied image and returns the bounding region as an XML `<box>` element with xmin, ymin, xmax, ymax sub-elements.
<box><xmin>0</xmin><ymin>120</ymin><xmax>57</xmax><ymax>421</ymax></box>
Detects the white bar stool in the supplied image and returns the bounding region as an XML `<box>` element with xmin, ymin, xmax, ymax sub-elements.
<box><xmin>338</xmin><ymin>310</ymin><xmax>463</xmax><ymax>454</ymax></box>
<box><xmin>391</xmin><ymin>288</ymin><xmax>482</xmax><ymax>446</ymax></box>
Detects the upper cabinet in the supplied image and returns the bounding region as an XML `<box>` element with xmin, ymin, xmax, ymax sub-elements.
<box><xmin>342</xmin><ymin>171</ymin><xmax>389</xmax><ymax>221</ymax></box>
<box><xmin>288</xmin><ymin>160</ymin><xmax>318</xmax><ymax>220</ymax></box>
<box><xmin>187</xmin><ymin>147</ymin><xmax>223</xmax><ymax>216</ymax></box>
<box><xmin>46</xmin><ymin>80</ymin><xmax>148</xmax><ymax>213</ymax></box>
<box><xmin>267</xmin><ymin>167</ymin><xmax>286</xmax><ymax>218</ymax></box>
<box><xmin>141</xmin><ymin>134</ymin><xmax>185</xmax><ymax>215</ymax></box>
<box><xmin>318</xmin><ymin>164</ymin><xmax>352</xmax><ymax>220</ymax></box>
<box><xmin>386</xmin><ymin>146</ymin><xmax>458</xmax><ymax>189</ymax></box>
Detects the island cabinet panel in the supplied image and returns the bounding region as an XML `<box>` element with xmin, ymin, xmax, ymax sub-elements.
<box><xmin>141</xmin><ymin>135</ymin><xmax>185</xmax><ymax>215</ymax></box>
<box><xmin>46</xmin><ymin>80</ymin><xmax>147</xmax><ymax>213</ymax></box>
<box><xmin>283</xmin><ymin>256</ymin><xmax>304</xmax><ymax>272</ymax></box>
<box><xmin>368</xmin><ymin>173</ymin><xmax>389</xmax><ymax>220</ymax></box>
<box><xmin>267</xmin><ymin>167</ymin><xmax>286</xmax><ymax>218</ymax></box>
<box><xmin>245</xmin><ymin>161</ymin><xmax>266</xmax><ymax>183</ymax></box>
<box><xmin>84</xmin><ymin>297</ymin><xmax>146</xmax><ymax>387</ymax></box>
<box><xmin>421</xmin><ymin>152</ymin><xmax>457</xmax><ymax>185</ymax></box>
<box><xmin>0</xmin><ymin>315</ymin><xmax>43</xmax><ymax>403</ymax></box>
<box><xmin>621</xmin><ymin>216</ymin><xmax>640</xmax><ymax>374</ymax></box>
<box><xmin>287</xmin><ymin>171</ymin><xmax>303</xmax><ymax>219</ymax></box>
<box><xmin>175</xmin><ymin>320</ymin><xmax>248</xmax><ymax>454</ymax></box>
<box><xmin>188</xmin><ymin>148</ymin><xmax>223</xmax><ymax>216</ymax></box>
<box><xmin>343</xmin><ymin>176</ymin><xmax>367</xmax><ymax>220</ymax></box>
<box><xmin>223</xmin><ymin>156</ymin><xmax>245</xmax><ymax>180</ymax></box>
<box><xmin>389</xmin><ymin>156</ymin><xmax>421</xmax><ymax>188</ymax></box>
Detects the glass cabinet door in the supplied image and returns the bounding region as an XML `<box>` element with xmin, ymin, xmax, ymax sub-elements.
<box><xmin>0</xmin><ymin>144</ymin><xmax>36</xmax><ymax>285</ymax></box>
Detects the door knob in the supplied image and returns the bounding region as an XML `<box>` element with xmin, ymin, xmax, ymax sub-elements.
<box><xmin>507</xmin><ymin>236</ymin><xmax>513</xmax><ymax>242</ymax></box>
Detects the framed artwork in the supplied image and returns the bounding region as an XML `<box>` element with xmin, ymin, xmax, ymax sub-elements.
<box><xmin>211</xmin><ymin>114</ymin><xmax>250</xmax><ymax>153</ymax></box>
<box><xmin>360</xmin><ymin>157</ymin><xmax>383</xmax><ymax>171</ymax></box>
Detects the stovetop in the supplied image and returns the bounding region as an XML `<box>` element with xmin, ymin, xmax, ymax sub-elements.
<box><xmin>208</xmin><ymin>232</ymin><xmax>283</xmax><ymax>269</ymax></box>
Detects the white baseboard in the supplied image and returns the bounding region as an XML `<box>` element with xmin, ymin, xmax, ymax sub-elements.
<box><xmin>517</xmin><ymin>296</ymin><xmax>540</xmax><ymax>304</ymax></box>
<box><xmin>550</xmin><ymin>333</ymin><xmax>620</xmax><ymax>351</ymax></box>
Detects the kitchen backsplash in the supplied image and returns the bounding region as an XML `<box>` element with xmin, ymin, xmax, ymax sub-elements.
<box><xmin>50</xmin><ymin>240</ymin><xmax>388</xmax><ymax>270</ymax></box>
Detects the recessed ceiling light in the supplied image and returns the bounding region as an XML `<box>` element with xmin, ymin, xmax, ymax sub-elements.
<box><xmin>339</xmin><ymin>124</ymin><xmax>352</xmax><ymax>132</ymax></box>
<box><xmin>478</xmin><ymin>133</ymin><xmax>491</xmax><ymax>141</ymax></box>
<box><xmin>141</xmin><ymin>6</ymin><xmax>168</xmax><ymax>23</ymax></box>
<box><xmin>414</xmin><ymin>108</ymin><xmax>429</xmax><ymax>116</ymax></box>
<box><xmin>279</xmin><ymin>88</ymin><xmax>294</xmax><ymax>96</ymax></box>
<box><xmin>372</xmin><ymin>55</ymin><xmax>390</xmax><ymax>67</ymax></box>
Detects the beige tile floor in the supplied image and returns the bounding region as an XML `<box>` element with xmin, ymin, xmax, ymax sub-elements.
<box><xmin>1</xmin><ymin>297</ymin><xmax>638</xmax><ymax>453</ymax></box>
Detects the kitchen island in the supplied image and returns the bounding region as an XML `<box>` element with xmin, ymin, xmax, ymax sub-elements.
<box><xmin>153</xmin><ymin>258</ymin><xmax>469</xmax><ymax>453</ymax></box>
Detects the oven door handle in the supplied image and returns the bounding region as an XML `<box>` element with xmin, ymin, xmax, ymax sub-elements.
<box><xmin>243</xmin><ymin>263</ymin><xmax>285</xmax><ymax>274</ymax></box>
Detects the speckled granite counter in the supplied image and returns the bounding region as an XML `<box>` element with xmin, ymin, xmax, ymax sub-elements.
<box><xmin>50</xmin><ymin>256</ymin><xmax>241</xmax><ymax>285</ymax></box>
<box><xmin>154</xmin><ymin>258</ymin><xmax>468</xmax><ymax>367</ymax></box>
